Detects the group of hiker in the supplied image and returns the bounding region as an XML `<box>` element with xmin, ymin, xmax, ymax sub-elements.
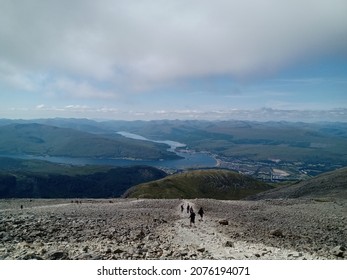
<box><xmin>180</xmin><ymin>203</ymin><xmax>204</xmax><ymax>227</ymax></box>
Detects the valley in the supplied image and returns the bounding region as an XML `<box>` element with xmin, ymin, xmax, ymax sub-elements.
<box><xmin>0</xmin><ymin>118</ymin><xmax>346</xmax><ymax>260</ymax></box>
<box><xmin>1</xmin><ymin>118</ymin><xmax>346</xmax><ymax>183</ymax></box>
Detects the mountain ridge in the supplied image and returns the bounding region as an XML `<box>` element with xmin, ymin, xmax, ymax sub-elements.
<box><xmin>246</xmin><ymin>166</ymin><xmax>347</xmax><ymax>200</ymax></box>
<box><xmin>124</xmin><ymin>169</ymin><xmax>273</xmax><ymax>199</ymax></box>
<box><xmin>0</xmin><ymin>158</ymin><xmax>167</xmax><ymax>198</ymax></box>
<box><xmin>0</xmin><ymin>123</ymin><xmax>180</xmax><ymax>160</ymax></box>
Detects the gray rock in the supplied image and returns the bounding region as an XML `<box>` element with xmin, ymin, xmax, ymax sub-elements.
<box><xmin>225</xmin><ymin>240</ymin><xmax>234</xmax><ymax>247</ymax></box>
<box><xmin>270</xmin><ymin>229</ymin><xmax>284</xmax><ymax>237</ymax></box>
<box><xmin>332</xmin><ymin>246</ymin><xmax>345</xmax><ymax>258</ymax></box>
<box><xmin>197</xmin><ymin>247</ymin><xmax>206</xmax><ymax>252</ymax></box>
<box><xmin>49</xmin><ymin>251</ymin><xmax>69</xmax><ymax>260</ymax></box>
<box><xmin>23</xmin><ymin>253</ymin><xmax>44</xmax><ymax>260</ymax></box>
<box><xmin>2</xmin><ymin>234</ymin><xmax>12</xmax><ymax>242</ymax></box>
<box><xmin>114</xmin><ymin>248</ymin><xmax>124</xmax><ymax>254</ymax></box>
<box><xmin>288</xmin><ymin>252</ymin><xmax>303</xmax><ymax>258</ymax></box>
<box><xmin>180</xmin><ymin>250</ymin><xmax>189</xmax><ymax>257</ymax></box>
<box><xmin>219</xmin><ymin>220</ymin><xmax>229</xmax><ymax>225</ymax></box>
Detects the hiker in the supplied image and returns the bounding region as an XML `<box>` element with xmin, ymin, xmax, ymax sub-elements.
<box><xmin>181</xmin><ymin>204</ymin><xmax>184</xmax><ymax>212</ymax></box>
<box><xmin>187</xmin><ymin>204</ymin><xmax>190</xmax><ymax>214</ymax></box>
<box><xmin>198</xmin><ymin>207</ymin><xmax>204</xmax><ymax>221</ymax></box>
<box><xmin>189</xmin><ymin>209</ymin><xmax>196</xmax><ymax>226</ymax></box>
<box><xmin>190</xmin><ymin>206</ymin><xmax>194</xmax><ymax>213</ymax></box>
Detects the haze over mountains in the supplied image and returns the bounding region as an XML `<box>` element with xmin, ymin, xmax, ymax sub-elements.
<box><xmin>1</xmin><ymin>118</ymin><xmax>346</xmax><ymax>168</ymax></box>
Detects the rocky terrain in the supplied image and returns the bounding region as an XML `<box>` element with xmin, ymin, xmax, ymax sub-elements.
<box><xmin>0</xmin><ymin>197</ymin><xmax>345</xmax><ymax>260</ymax></box>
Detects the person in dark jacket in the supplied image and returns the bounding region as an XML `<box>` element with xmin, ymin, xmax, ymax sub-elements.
<box><xmin>198</xmin><ymin>207</ymin><xmax>204</xmax><ymax>221</ymax></box>
<box><xmin>189</xmin><ymin>210</ymin><xmax>196</xmax><ymax>226</ymax></box>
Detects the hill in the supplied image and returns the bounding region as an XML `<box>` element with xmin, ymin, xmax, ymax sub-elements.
<box><xmin>123</xmin><ymin>169</ymin><xmax>273</xmax><ymax>199</ymax></box>
<box><xmin>0</xmin><ymin>157</ymin><xmax>167</xmax><ymax>198</ymax></box>
<box><xmin>0</xmin><ymin>123</ymin><xmax>180</xmax><ymax>160</ymax></box>
<box><xmin>246</xmin><ymin>166</ymin><xmax>347</xmax><ymax>200</ymax></box>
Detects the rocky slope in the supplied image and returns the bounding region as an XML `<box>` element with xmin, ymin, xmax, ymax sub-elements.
<box><xmin>0</xmin><ymin>198</ymin><xmax>345</xmax><ymax>260</ymax></box>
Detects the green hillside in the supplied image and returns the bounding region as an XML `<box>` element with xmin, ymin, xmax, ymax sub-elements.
<box><xmin>247</xmin><ymin>166</ymin><xmax>347</xmax><ymax>200</ymax></box>
<box><xmin>0</xmin><ymin>157</ymin><xmax>167</xmax><ymax>198</ymax></box>
<box><xmin>0</xmin><ymin>123</ymin><xmax>180</xmax><ymax>160</ymax></box>
<box><xmin>124</xmin><ymin>169</ymin><xmax>273</xmax><ymax>199</ymax></box>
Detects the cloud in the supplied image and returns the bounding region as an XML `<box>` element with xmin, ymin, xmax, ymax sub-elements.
<box><xmin>36</xmin><ymin>104</ymin><xmax>45</xmax><ymax>109</ymax></box>
<box><xmin>0</xmin><ymin>62</ymin><xmax>38</xmax><ymax>91</ymax></box>
<box><xmin>3</xmin><ymin>103</ymin><xmax>346</xmax><ymax>122</ymax></box>
<box><xmin>49</xmin><ymin>78</ymin><xmax>116</xmax><ymax>99</ymax></box>
<box><xmin>0</xmin><ymin>0</ymin><xmax>346</xmax><ymax>97</ymax></box>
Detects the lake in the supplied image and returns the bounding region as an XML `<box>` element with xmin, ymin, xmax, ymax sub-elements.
<box><xmin>4</xmin><ymin>132</ymin><xmax>217</xmax><ymax>170</ymax></box>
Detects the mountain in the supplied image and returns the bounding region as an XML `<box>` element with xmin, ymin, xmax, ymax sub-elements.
<box><xmin>0</xmin><ymin>123</ymin><xmax>180</xmax><ymax>160</ymax></box>
<box><xmin>0</xmin><ymin>157</ymin><xmax>167</xmax><ymax>198</ymax></box>
<box><xmin>95</xmin><ymin>119</ymin><xmax>347</xmax><ymax>176</ymax></box>
<box><xmin>246</xmin><ymin>166</ymin><xmax>347</xmax><ymax>200</ymax></box>
<box><xmin>2</xmin><ymin>118</ymin><xmax>346</xmax><ymax>169</ymax></box>
<box><xmin>123</xmin><ymin>169</ymin><xmax>273</xmax><ymax>199</ymax></box>
<box><xmin>111</xmin><ymin>120</ymin><xmax>347</xmax><ymax>164</ymax></box>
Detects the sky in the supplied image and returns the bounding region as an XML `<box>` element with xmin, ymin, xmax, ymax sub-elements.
<box><xmin>0</xmin><ymin>0</ymin><xmax>347</xmax><ymax>122</ymax></box>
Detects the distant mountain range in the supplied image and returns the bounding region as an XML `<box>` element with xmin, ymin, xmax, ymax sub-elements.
<box><xmin>0</xmin><ymin>123</ymin><xmax>180</xmax><ymax>160</ymax></box>
<box><xmin>1</xmin><ymin>118</ymin><xmax>346</xmax><ymax>167</ymax></box>
<box><xmin>0</xmin><ymin>118</ymin><xmax>346</xmax><ymax>199</ymax></box>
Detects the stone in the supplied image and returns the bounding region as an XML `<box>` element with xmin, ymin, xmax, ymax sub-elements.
<box><xmin>332</xmin><ymin>246</ymin><xmax>345</xmax><ymax>258</ymax></box>
<box><xmin>225</xmin><ymin>241</ymin><xmax>234</xmax><ymax>247</ymax></box>
<box><xmin>134</xmin><ymin>230</ymin><xmax>145</xmax><ymax>240</ymax></box>
<box><xmin>219</xmin><ymin>220</ymin><xmax>229</xmax><ymax>225</ymax></box>
<box><xmin>288</xmin><ymin>252</ymin><xmax>303</xmax><ymax>258</ymax></box>
<box><xmin>197</xmin><ymin>247</ymin><xmax>205</xmax><ymax>253</ymax></box>
<box><xmin>270</xmin><ymin>229</ymin><xmax>284</xmax><ymax>237</ymax></box>
<box><xmin>23</xmin><ymin>253</ymin><xmax>43</xmax><ymax>260</ymax></box>
<box><xmin>49</xmin><ymin>251</ymin><xmax>69</xmax><ymax>260</ymax></box>
<box><xmin>114</xmin><ymin>248</ymin><xmax>124</xmax><ymax>254</ymax></box>
<box><xmin>180</xmin><ymin>250</ymin><xmax>189</xmax><ymax>257</ymax></box>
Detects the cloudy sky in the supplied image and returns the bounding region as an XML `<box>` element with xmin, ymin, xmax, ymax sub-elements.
<box><xmin>1</xmin><ymin>0</ymin><xmax>346</xmax><ymax>121</ymax></box>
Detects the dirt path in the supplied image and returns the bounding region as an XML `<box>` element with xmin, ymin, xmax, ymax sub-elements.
<box><xmin>170</xmin><ymin>200</ymin><xmax>232</xmax><ymax>259</ymax></box>
<box><xmin>160</xmin><ymin>200</ymin><xmax>323</xmax><ymax>260</ymax></box>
